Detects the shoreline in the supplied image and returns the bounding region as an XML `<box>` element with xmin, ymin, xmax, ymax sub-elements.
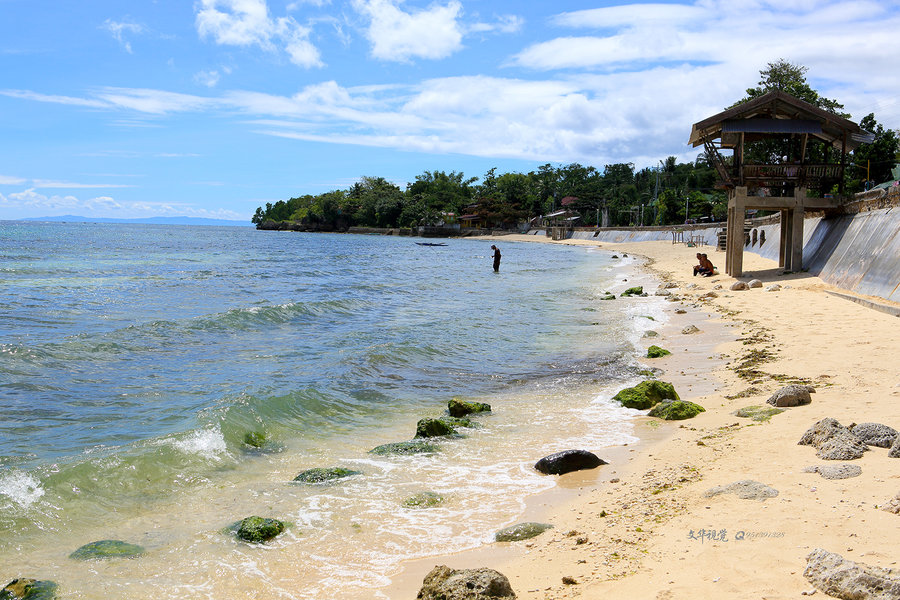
<box><xmin>385</xmin><ymin>236</ymin><xmax>900</xmax><ymax>599</ymax></box>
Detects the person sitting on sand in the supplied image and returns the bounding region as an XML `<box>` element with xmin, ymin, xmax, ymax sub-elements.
<box><xmin>693</xmin><ymin>253</ymin><xmax>715</xmax><ymax>277</ymax></box>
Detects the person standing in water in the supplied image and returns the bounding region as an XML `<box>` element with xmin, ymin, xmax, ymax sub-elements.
<box><xmin>491</xmin><ymin>245</ymin><xmax>501</xmax><ymax>272</ymax></box>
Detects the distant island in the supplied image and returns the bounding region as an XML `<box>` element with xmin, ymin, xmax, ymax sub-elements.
<box><xmin>21</xmin><ymin>215</ymin><xmax>252</xmax><ymax>227</ymax></box>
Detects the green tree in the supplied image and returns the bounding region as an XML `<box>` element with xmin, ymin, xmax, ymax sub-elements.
<box><xmin>849</xmin><ymin>113</ymin><xmax>899</xmax><ymax>190</ymax></box>
<box><xmin>738</xmin><ymin>59</ymin><xmax>848</xmax><ymax>116</ymax></box>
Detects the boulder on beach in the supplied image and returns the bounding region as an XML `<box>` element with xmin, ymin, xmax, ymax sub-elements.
<box><xmin>369</xmin><ymin>440</ymin><xmax>438</xmax><ymax>456</ymax></box>
<box><xmin>798</xmin><ymin>418</ymin><xmax>868</xmax><ymax>460</ymax></box>
<box><xmin>681</xmin><ymin>324</ymin><xmax>700</xmax><ymax>334</ymax></box>
<box><xmin>849</xmin><ymin>423</ymin><xmax>898</xmax><ymax>448</ymax></box>
<box><xmin>69</xmin><ymin>540</ymin><xmax>145</xmax><ymax>560</ymax></box>
<box><xmin>799</xmin><ymin>418</ymin><xmax>850</xmax><ymax>448</ymax></box>
<box><xmin>883</xmin><ymin>492</ymin><xmax>900</xmax><ymax>514</ymax></box>
<box><xmin>620</xmin><ymin>286</ymin><xmax>644</xmax><ymax>297</ymax></box>
<box><xmin>646</xmin><ymin>345</ymin><xmax>671</xmax><ymax>358</ymax></box>
<box><xmin>534</xmin><ymin>450</ymin><xmax>607</xmax><ymax>475</ymax></box>
<box><xmin>494</xmin><ymin>522</ymin><xmax>553</xmax><ymax>542</ymax></box>
<box><xmin>803</xmin><ymin>464</ymin><xmax>862</xmax><ymax>480</ymax></box>
<box><xmin>293</xmin><ymin>467</ymin><xmax>362</xmax><ymax>483</ymax></box>
<box><xmin>415</xmin><ymin>418</ymin><xmax>457</xmax><ymax>438</ymax></box>
<box><xmin>417</xmin><ymin>565</ymin><xmax>516</xmax><ymax>600</ymax></box>
<box><xmin>448</xmin><ymin>398</ymin><xmax>491</xmax><ymax>418</ymax></box>
<box><xmin>766</xmin><ymin>284</ymin><xmax>782</xmax><ymax>292</ymax></box>
<box><xmin>748</xmin><ymin>279</ymin><xmax>763</xmax><ymax>288</ymax></box>
<box><xmin>730</xmin><ymin>281</ymin><xmax>749</xmax><ymax>291</ymax></box>
<box><xmin>766</xmin><ymin>384</ymin><xmax>812</xmax><ymax>407</ymax></box>
<box><xmin>804</xmin><ymin>548</ymin><xmax>900</xmax><ymax>599</ymax></box>
<box><xmin>889</xmin><ymin>435</ymin><xmax>900</xmax><ymax>458</ymax></box>
<box><xmin>648</xmin><ymin>399</ymin><xmax>705</xmax><ymax>420</ymax></box>
<box><xmin>0</xmin><ymin>579</ymin><xmax>58</xmax><ymax>600</ymax></box>
<box><xmin>613</xmin><ymin>380</ymin><xmax>679</xmax><ymax>410</ymax></box>
<box><xmin>704</xmin><ymin>480</ymin><xmax>779</xmax><ymax>501</ymax></box>
<box><xmin>235</xmin><ymin>516</ymin><xmax>285</xmax><ymax>543</ymax></box>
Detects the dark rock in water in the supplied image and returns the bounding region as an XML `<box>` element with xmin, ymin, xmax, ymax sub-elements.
<box><xmin>69</xmin><ymin>540</ymin><xmax>145</xmax><ymax>560</ymax></box>
<box><xmin>704</xmin><ymin>480</ymin><xmax>778</xmax><ymax>501</ymax></box>
<box><xmin>733</xmin><ymin>405</ymin><xmax>784</xmax><ymax>422</ymax></box>
<box><xmin>448</xmin><ymin>398</ymin><xmax>491</xmax><ymax>418</ymax></box>
<box><xmin>803</xmin><ymin>464</ymin><xmax>862</xmax><ymax>480</ymax></box>
<box><xmin>369</xmin><ymin>440</ymin><xmax>438</xmax><ymax>456</ymax></box>
<box><xmin>620</xmin><ymin>286</ymin><xmax>643</xmax><ymax>297</ymax></box>
<box><xmin>243</xmin><ymin>431</ymin><xmax>267</xmax><ymax>448</ymax></box>
<box><xmin>600</xmin><ymin>293</ymin><xmax>616</xmax><ymax>301</ymax></box>
<box><xmin>235</xmin><ymin>516</ymin><xmax>285</xmax><ymax>543</ymax></box>
<box><xmin>766</xmin><ymin>384</ymin><xmax>812</xmax><ymax>407</ymax></box>
<box><xmin>804</xmin><ymin>548</ymin><xmax>900</xmax><ymax>600</ymax></box>
<box><xmin>648</xmin><ymin>400</ymin><xmax>705</xmax><ymax>420</ymax></box>
<box><xmin>241</xmin><ymin>431</ymin><xmax>285</xmax><ymax>454</ymax></box>
<box><xmin>415</xmin><ymin>418</ymin><xmax>457</xmax><ymax>438</ymax></box>
<box><xmin>293</xmin><ymin>467</ymin><xmax>362</xmax><ymax>483</ymax></box>
<box><xmin>417</xmin><ymin>565</ymin><xmax>516</xmax><ymax>600</ymax></box>
<box><xmin>799</xmin><ymin>418</ymin><xmax>851</xmax><ymax>448</ymax></box>
<box><xmin>0</xmin><ymin>579</ymin><xmax>58</xmax><ymax>600</ymax></box>
<box><xmin>850</xmin><ymin>422</ymin><xmax>898</xmax><ymax>448</ymax></box>
<box><xmin>494</xmin><ymin>522</ymin><xmax>553</xmax><ymax>542</ymax></box>
<box><xmin>646</xmin><ymin>345</ymin><xmax>671</xmax><ymax>358</ymax></box>
<box><xmin>534</xmin><ymin>450</ymin><xmax>606</xmax><ymax>475</ymax></box>
<box><xmin>613</xmin><ymin>380</ymin><xmax>679</xmax><ymax>410</ymax></box>
<box><xmin>403</xmin><ymin>492</ymin><xmax>444</xmax><ymax>508</ymax></box>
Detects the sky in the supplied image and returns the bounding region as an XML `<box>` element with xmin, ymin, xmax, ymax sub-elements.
<box><xmin>1</xmin><ymin>0</ymin><xmax>899</xmax><ymax>222</ymax></box>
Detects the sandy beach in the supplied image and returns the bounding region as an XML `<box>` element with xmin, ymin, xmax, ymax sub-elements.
<box><xmin>392</xmin><ymin>234</ymin><xmax>900</xmax><ymax>599</ymax></box>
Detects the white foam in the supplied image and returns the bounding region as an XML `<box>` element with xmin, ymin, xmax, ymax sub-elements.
<box><xmin>0</xmin><ymin>470</ymin><xmax>45</xmax><ymax>508</ymax></box>
<box><xmin>170</xmin><ymin>427</ymin><xmax>228</xmax><ymax>461</ymax></box>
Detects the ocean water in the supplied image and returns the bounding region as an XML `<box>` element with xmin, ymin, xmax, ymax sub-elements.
<box><xmin>0</xmin><ymin>222</ymin><xmax>665</xmax><ymax>599</ymax></box>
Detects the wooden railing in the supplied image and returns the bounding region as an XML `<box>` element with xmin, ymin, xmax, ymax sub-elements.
<box><xmin>740</xmin><ymin>164</ymin><xmax>843</xmax><ymax>185</ymax></box>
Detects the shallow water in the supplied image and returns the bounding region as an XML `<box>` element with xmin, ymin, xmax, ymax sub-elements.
<box><xmin>0</xmin><ymin>222</ymin><xmax>664</xmax><ymax>598</ymax></box>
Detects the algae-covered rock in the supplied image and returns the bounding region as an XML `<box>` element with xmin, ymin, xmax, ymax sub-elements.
<box><xmin>620</xmin><ymin>286</ymin><xmax>644</xmax><ymax>297</ymax></box>
<box><xmin>494</xmin><ymin>522</ymin><xmax>553</xmax><ymax>542</ymax></box>
<box><xmin>648</xmin><ymin>400</ymin><xmax>705</xmax><ymax>420</ymax></box>
<box><xmin>293</xmin><ymin>467</ymin><xmax>362</xmax><ymax>483</ymax></box>
<box><xmin>613</xmin><ymin>380</ymin><xmax>680</xmax><ymax>410</ymax></box>
<box><xmin>646</xmin><ymin>345</ymin><xmax>671</xmax><ymax>359</ymax></box>
<box><xmin>402</xmin><ymin>491</ymin><xmax>445</xmax><ymax>508</ymax></box>
<box><xmin>448</xmin><ymin>398</ymin><xmax>491</xmax><ymax>417</ymax></box>
<box><xmin>415</xmin><ymin>418</ymin><xmax>457</xmax><ymax>438</ymax></box>
<box><xmin>369</xmin><ymin>440</ymin><xmax>438</xmax><ymax>456</ymax></box>
<box><xmin>234</xmin><ymin>516</ymin><xmax>285</xmax><ymax>543</ymax></box>
<box><xmin>534</xmin><ymin>450</ymin><xmax>606</xmax><ymax>475</ymax></box>
<box><xmin>600</xmin><ymin>293</ymin><xmax>616</xmax><ymax>300</ymax></box>
<box><xmin>0</xmin><ymin>579</ymin><xmax>58</xmax><ymax>600</ymax></box>
<box><xmin>69</xmin><ymin>540</ymin><xmax>145</xmax><ymax>560</ymax></box>
<box><xmin>733</xmin><ymin>405</ymin><xmax>784</xmax><ymax>422</ymax></box>
<box><xmin>243</xmin><ymin>431</ymin><xmax>267</xmax><ymax>448</ymax></box>
<box><xmin>240</xmin><ymin>431</ymin><xmax>284</xmax><ymax>453</ymax></box>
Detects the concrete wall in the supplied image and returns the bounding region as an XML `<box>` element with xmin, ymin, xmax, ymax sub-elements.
<box><xmin>535</xmin><ymin>206</ymin><xmax>900</xmax><ymax>303</ymax></box>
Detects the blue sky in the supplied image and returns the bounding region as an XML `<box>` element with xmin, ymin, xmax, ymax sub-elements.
<box><xmin>1</xmin><ymin>0</ymin><xmax>899</xmax><ymax>222</ymax></box>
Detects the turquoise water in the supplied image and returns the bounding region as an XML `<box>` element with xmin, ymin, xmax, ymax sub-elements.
<box><xmin>0</xmin><ymin>222</ymin><xmax>661</xmax><ymax>598</ymax></box>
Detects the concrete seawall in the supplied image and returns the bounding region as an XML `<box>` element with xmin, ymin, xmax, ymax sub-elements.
<box><xmin>537</xmin><ymin>205</ymin><xmax>900</xmax><ymax>303</ymax></box>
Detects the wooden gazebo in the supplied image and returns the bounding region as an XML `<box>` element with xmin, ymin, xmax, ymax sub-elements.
<box><xmin>689</xmin><ymin>91</ymin><xmax>873</xmax><ymax>276</ymax></box>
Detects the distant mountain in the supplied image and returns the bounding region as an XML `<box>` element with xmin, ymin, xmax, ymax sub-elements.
<box><xmin>22</xmin><ymin>215</ymin><xmax>253</xmax><ymax>227</ymax></box>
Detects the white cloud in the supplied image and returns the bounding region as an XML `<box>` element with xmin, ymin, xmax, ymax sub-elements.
<box><xmin>195</xmin><ymin>70</ymin><xmax>222</xmax><ymax>87</ymax></box>
<box><xmin>468</xmin><ymin>14</ymin><xmax>523</xmax><ymax>35</ymax></box>
<box><xmin>195</xmin><ymin>0</ymin><xmax>323</xmax><ymax>68</ymax></box>
<box><xmin>353</xmin><ymin>0</ymin><xmax>464</xmax><ymax>61</ymax></box>
<box><xmin>100</xmin><ymin>19</ymin><xmax>145</xmax><ymax>53</ymax></box>
<box><xmin>0</xmin><ymin>175</ymin><xmax>27</xmax><ymax>185</ymax></box>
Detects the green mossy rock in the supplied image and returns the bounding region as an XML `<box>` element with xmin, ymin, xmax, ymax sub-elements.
<box><xmin>235</xmin><ymin>516</ymin><xmax>285</xmax><ymax>543</ymax></box>
<box><xmin>448</xmin><ymin>398</ymin><xmax>491</xmax><ymax>418</ymax></box>
<box><xmin>402</xmin><ymin>492</ymin><xmax>445</xmax><ymax>508</ymax></box>
<box><xmin>620</xmin><ymin>286</ymin><xmax>644</xmax><ymax>297</ymax></box>
<box><xmin>293</xmin><ymin>467</ymin><xmax>361</xmax><ymax>483</ymax></box>
<box><xmin>646</xmin><ymin>345</ymin><xmax>671</xmax><ymax>359</ymax></box>
<box><xmin>69</xmin><ymin>540</ymin><xmax>145</xmax><ymax>561</ymax></box>
<box><xmin>369</xmin><ymin>440</ymin><xmax>438</xmax><ymax>456</ymax></box>
<box><xmin>613</xmin><ymin>380</ymin><xmax>680</xmax><ymax>410</ymax></box>
<box><xmin>734</xmin><ymin>405</ymin><xmax>784</xmax><ymax>422</ymax></box>
<box><xmin>0</xmin><ymin>579</ymin><xmax>58</xmax><ymax>600</ymax></box>
<box><xmin>415</xmin><ymin>418</ymin><xmax>457</xmax><ymax>438</ymax></box>
<box><xmin>494</xmin><ymin>522</ymin><xmax>554</xmax><ymax>542</ymax></box>
<box><xmin>243</xmin><ymin>431</ymin><xmax>267</xmax><ymax>448</ymax></box>
<box><xmin>600</xmin><ymin>293</ymin><xmax>616</xmax><ymax>300</ymax></box>
<box><xmin>648</xmin><ymin>400</ymin><xmax>706</xmax><ymax>420</ymax></box>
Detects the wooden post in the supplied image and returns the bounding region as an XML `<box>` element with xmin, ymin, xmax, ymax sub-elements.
<box><xmin>789</xmin><ymin>186</ymin><xmax>806</xmax><ymax>272</ymax></box>
<box><xmin>726</xmin><ymin>187</ymin><xmax>746</xmax><ymax>277</ymax></box>
<box><xmin>778</xmin><ymin>209</ymin><xmax>788</xmax><ymax>268</ymax></box>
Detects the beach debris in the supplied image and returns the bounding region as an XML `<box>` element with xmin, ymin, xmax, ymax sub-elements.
<box><xmin>403</xmin><ymin>492</ymin><xmax>445</xmax><ymax>509</ymax></box>
<box><xmin>0</xmin><ymin>579</ymin><xmax>58</xmax><ymax>600</ymax></box>
<box><xmin>648</xmin><ymin>400</ymin><xmax>705</xmax><ymax>420</ymax></box>
<box><xmin>798</xmin><ymin>418</ymin><xmax>868</xmax><ymax>460</ymax></box>
<box><xmin>369</xmin><ymin>440</ymin><xmax>439</xmax><ymax>456</ymax></box>
<box><xmin>293</xmin><ymin>467</ymin><xmax>362</xmax><ymax>483</ymax></box>
<box><xmin>448</xmin><ymin>398</ymin><xmax>491</xmax><ymax>417</ymax></box>
<box><xmin>613</xmin><ymin>380</ymin><xmax>680</xmax><ymax>410</ymax></box>
<box><xmin>803</xmin><ymin>464</ymin><xmax>862</xmax><ymax>480</ymax></box>
<box><xmin>882</xmin><ymin>492</ymin><xmax>900</xmax><ymax>514</ymax></box>
<box><xmin>675</xmin><ymin>308</ymin><xmax>687</xmax><ymax>314</ymax></box>
<box><xmin>849</xmin><ymin>423</ymin><xmax>898</xmax><ymax>448</ymax></box>
<box><xmin>700</xmin><ymin>291</ymin><xmax>719</xmax><ymax>299</ymax></box>
<box><xmin>713</xmin><ymin>284</ymin><xmax>723</xmax><ymax>290</ymax></box>
<box><xmin>704</xmin><ymin>480</ymin><xmax>778</xmax><ymax>501</ymax></box>
<box><xmin>534</xmin><ymin>450</ymin><xmax>607</xmax><ymax>475</ymax></box>
<box><xmin>730</xmin><ymin>281</ymin><xmax>749</xmax><ymax>291</ymax></box>
<box><xmin>621</xmin><ymin>286</ymin><xmax>644</xmax><ymax>297</ymax></box>
<box><xmin>69</xmin><ymin>540</ymin><xmax>145</xmax><ymax>560</ymax></box>
<box><xmin>646</xmin><ymin>345</ymin><xmax>671</xmax><ymax>358</ymax></box>
<box><xmin>417</xmin><ymin>565</ymin><xmax>516</xmax><ymax>600</ymax></box>
<box><xmin>415</xmin><ymin>418</ymin><xmax>458</xmax><ymax>438</ymax></box>
<box><xmin>804</xmin><ymin>548</ymin><xmax>900</xmax><ymax>600</ymax></box>
<box><xmin>681</xmin><ymin>324</ymin><xmax>701</xmax><ymax>334</ymax></box>
<box><xmin>766</xmin><ymin>284</ymin><xmax>782</xmax><ymax>292</ymax></box>
<box><xmin>494</xmin><ymin>522</ymin><xmax>553</xmax><ymax>542</ymax></box>
<box><xmin>766</xmin><ymin>384</ymin><xmax>813</xmax><ymax>407</ymax></box>
<box><xmin>561</xmin><ymin>576</ymin><xmax>578</xmax><ymax>585</ymax></box>
<box><xmin>232</xmin><ymin>516</ymin><xmax>286</xmax><ymax>543</ymax></box>
<box><xmin>748</xmin><ymin>279</ymin><xmax>763</xmax><ymax>288</ymax></box>
<box><xmin>733</xmin><ymin>405</ymin><xmax>784</xmax><ymax>421</ymax></box>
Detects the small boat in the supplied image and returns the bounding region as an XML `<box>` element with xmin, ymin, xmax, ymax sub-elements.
<box><xmin>415</xmin><ymin>242</ymin><xmax>448</xmax><ymax>246</ymax></box>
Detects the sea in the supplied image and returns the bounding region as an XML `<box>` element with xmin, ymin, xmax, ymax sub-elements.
<box><xmin>0</xmin><ymin>222</ymin><xmax>667</xmax><ymax>599</ymax></box>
